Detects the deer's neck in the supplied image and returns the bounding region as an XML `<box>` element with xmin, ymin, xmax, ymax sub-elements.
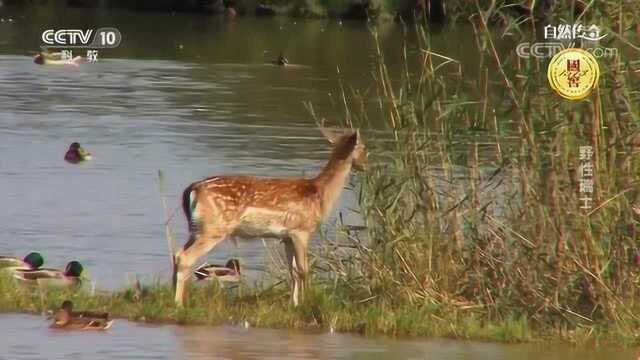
<box><xmin>313</xmin><ymin>157</ymin><xmax>352</xmax><ymax>220</ymax></box>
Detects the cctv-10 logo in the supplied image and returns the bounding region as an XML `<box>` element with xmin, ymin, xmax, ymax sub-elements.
<box><xmin>41</xmin><ymin>28</ymin><xmax>121</xmax><ymax>48</ymax></box>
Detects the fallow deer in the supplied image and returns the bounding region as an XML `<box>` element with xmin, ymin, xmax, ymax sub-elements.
<box><xmin>173</xmin><ymin>127</ymin><xmax>367</xmax><ymax>306</ymax></box>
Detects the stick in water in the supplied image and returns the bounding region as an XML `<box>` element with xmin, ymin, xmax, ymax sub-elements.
<box><xmin>158</xmin><ymin>170</ymin><xmax>176</xmax><ymax>267</ymax></box>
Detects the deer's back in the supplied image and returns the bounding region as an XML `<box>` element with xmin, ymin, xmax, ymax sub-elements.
<box><xmin>187</xmin><ymin>175</ymin><xmax>322</xmax><ymax>238</ymax></box>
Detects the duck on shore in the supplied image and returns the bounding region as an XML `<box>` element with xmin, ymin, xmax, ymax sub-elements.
<box><xmin>65</xmin><ymin>142</ymin><xmax>92</xmax><ymax>164</ymax></box>
<box><xmin>51</xmin><ymin>300</ymin><xmax>113</xmax><ymax>330</ymax></box>
<box><xmin>0</xmin><ymin>252</ymin><xmax>44</xmax><ymax>272</ymax></box>
<box><xmin>13</xmin><ymin>260</ymin><xmax>84</xmax><ymax>288</ymax></box>
<box><xmin>194</xmin><ymin>259</ymin><xmax>241</xmax><ymax>283</ymax></box>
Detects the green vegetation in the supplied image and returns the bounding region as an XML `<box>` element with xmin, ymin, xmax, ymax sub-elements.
<box><xmin>309</xmin><ymin>0</ymin><xmax>640</xmax><ymax>346</ymax></box>
<box><xmin>0</xmin><ymin>274</ymin><xmax>535</xmax><ymax>342</ymax></box>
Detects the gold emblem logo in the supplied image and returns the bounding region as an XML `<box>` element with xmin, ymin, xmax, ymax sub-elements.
<box><xmin>547</xmin><ymin>48</ymin><xmax>600</xmax><ymax>100</ymax></box>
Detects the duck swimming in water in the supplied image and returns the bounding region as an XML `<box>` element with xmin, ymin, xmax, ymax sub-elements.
<box><xmin>13</xmin><ymin>260</ymin><xmax>84</xmax><ymax>288</ymax></box>
<box><xmin>0</xmin><ymin>252</ymin><xmax>44</xmax><ymax>272</ymax></box>
<box><xmin>194</xmin><ymin>259</ymin><xmax>241</xmax><ymax>283</ymax></box>
<box><xmin>263</xmin><ymin>51</ymin><xmax>288</xmax><ymax>66</ymax></box>
<box><xmin>273</xmin><ymin>52</ymin><xmax>288</xmax><ymax>66</ymax></box>
<box><xmin>51</xmin><ymin>300</ymin><xmax>113</xmax><ymax>330</ymax></box>
<box><xmin>65</xmin><ymin>142</ymin><xmax>92</xmax><ymax>164</ymax></box>
<box><xmin>34</xmin><ymin>52</ymin><xmax>86</xmax><ymax>66</ymax></box>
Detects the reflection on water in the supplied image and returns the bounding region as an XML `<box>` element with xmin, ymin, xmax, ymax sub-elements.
<box><xmin>0</xmin><ymin>314</ymin><xmax>637</xmax><ymax>360</ymax></box>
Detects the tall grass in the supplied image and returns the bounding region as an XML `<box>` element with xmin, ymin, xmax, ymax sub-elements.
<box><xmin>309</xmin><ymin>0</ymin><xmax>640</xmax><ymax>345</ymax></box>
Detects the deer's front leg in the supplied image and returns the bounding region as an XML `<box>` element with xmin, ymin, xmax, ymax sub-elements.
<box><xmin>173</xmin><ymin>229</ymin><xmax>227</xmax><ymax>306</ymax></box>
<box><xmin>289</xmin><ymin>231</ymin><xmax>311</xmax><ymax>306</ymax></box>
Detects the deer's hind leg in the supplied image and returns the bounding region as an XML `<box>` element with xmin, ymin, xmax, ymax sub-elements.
<box><xmin>174</xmin><ymin>227</ymin><xmax>228</xmax><ymax>306</ymax></box>
<box><xmin>283</xmin><ymin>238</ymin><xmax>300</xmax><ymax>306</ymax></box>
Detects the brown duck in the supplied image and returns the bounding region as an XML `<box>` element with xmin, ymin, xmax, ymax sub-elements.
<box><xmin>51</xmin><ymin>300</ymin><xmax>113</xmax><ymax>330</ymax></box>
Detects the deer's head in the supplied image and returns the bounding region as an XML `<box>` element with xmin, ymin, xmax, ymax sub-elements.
<box><xmin>320</xmin><ymin>124</ymin><xmax>368</xmax><ymax>171</ymax></box>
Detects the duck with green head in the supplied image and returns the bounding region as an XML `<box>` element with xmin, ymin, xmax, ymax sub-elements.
<box><xmin>0</xmin><ymin>252</ymin><xmax>44</xmax><ymax>272</ymax></box>
<box><xmin>51</xmin><ymin>300</ymin><xmax>113</xmax><ymax>330</ymax></box>
<box><xmin>64</xmin><ymin>142</ymin><xmax>92</xmax><ymax>164</ymax></box>
<box><xmin>13</xmin><ymin>260</ymin><xmax>84</xmax><ymax>288</ymax></box>
<box><xmin>274</xmin><ymin>52</ymin><xmax>288</xmax><ymax>66</ymax></box>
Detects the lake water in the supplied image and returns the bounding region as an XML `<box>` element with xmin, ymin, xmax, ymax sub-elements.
<box><xmin>0</xmin><ymin>5</ymin><xmax>634</xmax><ymax>359</ymax></box>
<box><xmin>0</xmin><ymin>9</ymin><xmax>406</xmax><ymax>289</ymax></box>
<box><xmin>0</xmin><ymin>6</ymin><xmax>485</xmax><ymax>290</ymax></box>
<box><xmin>1</xmin><ymin>314</ymin><xmax>637</xmax><ymax>360</ymax></box>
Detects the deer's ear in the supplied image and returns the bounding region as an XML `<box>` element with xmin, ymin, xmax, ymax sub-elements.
<box><xmin>332</xmin><ymin>131</ymin><xmax>358</xmax><ymax>161</ymax></box>
<box><xmin>345</xmin><ymin>132</ymin><xmax>358</xmax><ymax>151</ymax></box>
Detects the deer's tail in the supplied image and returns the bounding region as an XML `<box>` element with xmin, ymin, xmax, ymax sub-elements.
<box><xmin>182</xmin><ymin>184</ymin><xmax>197</xmax><ymax>231</ymax></box>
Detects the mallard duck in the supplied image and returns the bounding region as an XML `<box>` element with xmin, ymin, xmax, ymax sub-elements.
<box><xmin>64</xmin><ymin>142</ymin><xmax>92</xmax><ymax>164</ymax></box>
<box><xmin>0</xmin><ymin>252</ymin><xmax>44</xmax><ymax>272</ymax></box>
<box><xmin>263</xmin><ymin>51</ymin><xmax>288</xmax><ymax>66</ymax></box>
<box><xmin>273</xmin><ymin>52</ymin><xmax>288</xmax><ymax>66</ymax></box>
<box><xmin>51</xmin><ymin>300</ymin><xmax>113</xmax><ymax>330</ymax></box>
<box><xmin>194</xmin><ymin>259</ymin><xmax>241</xmax><ymax>283</ymax></box>
<box><xmin>34</xmin><ymin>53</ymin><xmax>86</xmax><ymax>66</ymax></box>
<box><xmin>13</xmin><ymin>260</ymin><xmax>83</xmax><ymax>288</ymax></box>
